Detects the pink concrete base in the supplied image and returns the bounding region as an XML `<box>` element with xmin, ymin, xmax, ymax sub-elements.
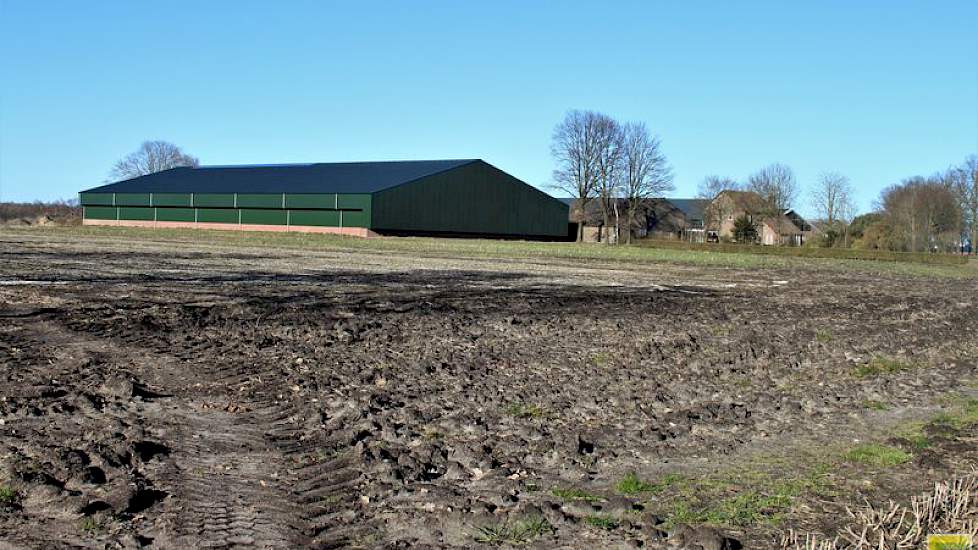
<box><xmin>83</xmin><ymin>218</ymin><xmax>377</xmax><ymax>238</ymax></box>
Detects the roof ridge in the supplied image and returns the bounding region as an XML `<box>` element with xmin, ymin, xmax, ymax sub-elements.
<box><xmin>194</xmin><ymin>159</ymin><xmax>481</xmax><ymax>169</ymax></box>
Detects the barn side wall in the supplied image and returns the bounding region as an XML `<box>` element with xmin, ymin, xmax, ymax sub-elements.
<box><xmin>79</xmin><ymin>192</ymin><xmax>372</xmax><ymax>229</ymax></box>
<box><xmin>371</xmin><ymin>161</ymin><xmax>568</xmax><ymax>237</ymax></box>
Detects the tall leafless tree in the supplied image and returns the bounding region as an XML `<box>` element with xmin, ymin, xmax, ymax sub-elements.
<box><xmin>809</xmin><ymin>171</ymin><xmax>853</xmax><ymax>228</ymax></box>
<box><xmin>697</xmin><ymin>175</ymin><xmax>739</xmax><ymax>201</ymax></box>
<box><xmin>551</xmin><ymin>111</ymin><xmax>605</xmax><ymax>242</ymax></box>
<box><xmin>836</xmin><ymin>188</ymin><xmax>857</xmax><ymax>247</ymax></box>
<box><xmin>953</xmin><ymin>155</ymin><xmax>978</xmax><ymax>255</ymax></box>
<box><xmin>109</xmin><ymin>141</ymin><xmax>200</xmax><ymax>182</ymax></box>
<box><xmin>593</xmin><ymin>114</ymin><xmax>623</xmax><ymax>243</ymax></box>
<box><xmin>747</xmin><ymin>163</ymin><xmax>798</xmax><ymax>241</ymax></box>
<box><xmin>618</xmin><ymin>122</ymin><xmax>673</xmax><ymax>244</ymax></box>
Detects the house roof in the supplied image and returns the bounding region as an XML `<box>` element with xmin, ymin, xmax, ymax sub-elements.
<box><xmin>718</xmin><ymin>190</ymin><xmax>771</xmax><ymax>212</ymax></box>
<box><xmin>663</xmin><ymin>198</ymin><xmax>710</xmax><ymax>221</ymax></box>
<box><xmin>784</xmin><ymin>209</ymin><xmax>813</xmax><ymax>231</ymax></box>
<box><xmin>81</xmin><ymin>159</ymin><xmax>481</xmax><ymax>195</ymax></box>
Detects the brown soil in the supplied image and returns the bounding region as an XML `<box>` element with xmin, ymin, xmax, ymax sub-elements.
<box><xmin>0</xmin><ymin>231</ymin><xmax>976</xmax><ymax>549</ymax></box>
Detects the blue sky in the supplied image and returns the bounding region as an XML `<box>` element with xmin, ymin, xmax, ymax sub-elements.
<box><xmin>1</xmin><ymin>1</ymin><xmax>976</xmax><ymax>216</ymax></box>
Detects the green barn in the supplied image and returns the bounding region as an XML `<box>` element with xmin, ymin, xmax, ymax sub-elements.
<box><xmin>79</xmin><ymin>159</ymin><xmax>569</xmax><ymax>239</ymax></box>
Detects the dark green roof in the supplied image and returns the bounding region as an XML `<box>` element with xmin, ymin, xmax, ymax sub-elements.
<box><xmin>82</xmin><ymin>159</ymin><xmax>480</xmax><ymax>195</ymax></box>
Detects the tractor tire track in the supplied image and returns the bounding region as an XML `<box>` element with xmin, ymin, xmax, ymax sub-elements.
<box><xmin>44</xmin><ymin>306</ymin><xmax>375</xmax><ymax>549</ymax></box>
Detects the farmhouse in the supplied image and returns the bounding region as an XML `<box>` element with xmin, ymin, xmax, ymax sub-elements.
<box><xmin>79</xmin><ymin>159</ymin><xmax>569</xmax><ymax>239</ymax></box>
<box><xmin>710</xmin><ymin>190</ymin><xmax>813</xmax><ymax>245</ymax></box>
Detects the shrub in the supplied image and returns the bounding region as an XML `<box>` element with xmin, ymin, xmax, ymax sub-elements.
<box><xmin>0</xmin><ymin>201</ymin><xmax>81</xmax><ymax>225</ymax></box>
<box><xmin>732</xmin><ymin>215</ymin><xmax>759</xmax><ymax>244</ymax></box>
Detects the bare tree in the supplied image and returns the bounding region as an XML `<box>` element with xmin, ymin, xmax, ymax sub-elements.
<box><xmin>837</xmin><ymin>189</ymin><xmax>857</xmax><ymax>247</ymax></box>
<box><xmin>618</xmin><ymin>122</ymin><xmax>674</xmax><ymax>244</ymax></box>
<box><xmin>109</xmin><ymin>141</ymin><xmax>200</xmax><ymax>182</ymax></box>
<box><xmin>593</xmin><ymin>114</ymin><xmax>623</xmax><ymax>243</ymax></box>
<box><xmin>747</xmin><ymin>163</ymin><xmax>798</xmax><ymax>242</ymax></box>
<box><xmin>551</xmin><ymin>111</ymin><xmax>605</xmax><ymax>242</ymax></box>
<box><xmin>809</xmin><ymin>171</ymin><xmax>857</xmax><ymax>246</ymax></box>
<box><xmin>697</xmin><ymin>175</ymin><xmax>738</xmax><ymax>200</ymax></box>
<box><xmin>810</xmin><ymin>172</ymin><xmax>853</xmax><ymax>227</ymax></box>
<box><xmin>697</xmin><ymin>175</ymin><xmax>739</xmax><ymax>234</ymax></box>
<box><xmin>953</xmin><ymin>155</ymin><xmax>978</xmax><ymax>255</ymax></box>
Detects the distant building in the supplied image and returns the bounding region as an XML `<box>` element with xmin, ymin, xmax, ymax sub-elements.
<box><xmin>711</xmin><ymin>190</ymin><xmax>813</xmax><ymax>246</ymax></box>
<box><xmin>560</xmin><ymin>197</ymin><xmax>710</xmax><ymax>242</ymax></box>
<box><xmin>647</xmin><ymin>198</ymin><xmax>710</xmax><ymax>242</ymax></box>
<box><xmin>560</xmin><ymin>190</ymin><xmax>812</xmax><ymax>245</ymax></box>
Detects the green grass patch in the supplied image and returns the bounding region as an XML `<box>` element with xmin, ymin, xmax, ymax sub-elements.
<box><xmin>504</xmin><ymin>402</ymin><xmax>545</xmax><ymax>419</ymax></box>
<box><xmin>474</xmin><ymin>516</ymin><xmax>552</xmax><ymax>545</ymax></box>
<box><xmin>891</xmin><ymin>421</ymin><xmax>932</xmax><ymax>450</ymax></box>
<box><xmin>937</xmin><ymin>398</ymin><xmax>978</xmax><ymax>430</ymax></box>
<box><xmin>80</xmin><ymin>517</ymin><xmax>101</xmax><ymax>534</ymax></box>
<box><xmin>814</xmin><ymin>329</ymin><xmax>833</xmax><ymax>343</ymax></box>
<box><xmin>666</xmin><ymin>489</ymin><xmax>793</xmax><ymax>527</ymax></box>
<box><xmin>583</xmin><ymin>514</ymin><xmax>619</xmax><ymax>530</ymax></box>
<box><xmin>658</xmin><ymin>465</ymin><xmax>833</xmax><ymax>528</ymax></box>
<box><xmin>615</xmin><ymin>472</ymin><xmax>686</xmax><ymax>495</ymax></box>
<box><xmin>903</xmin><ymin>433</ymin><xmax>932</xmax><ymax>450</ymax></box>
<box><xmin>707</xmin><ymin>490</ymin><xmax>793</xmax><ymax>525</ymax></box>
<box><xmin>843</xmin><ymin>443</ymin><xmax>911</xmax><ymax>467</ymax></box>
<box><xmin>550</xmin><ymin>487</ymin><xmax>603</xmax><ymax>503</ymax></box>
<box><xmin>861</xmin><ymin>399</ymin><xmax>890</xmax><ymax>411</ymax></box>
<box><xmin>0</xmin><ymin>485</ymin><xmax>17</xmax><ymax>504</ymax></box>
<box><xmin>854</xmin><ymin>355</ymin><xmax>917</xmax><ymax>377</ymax></box>
<box><xmin>615</xmin><ymin>472</ymin><xmax>656</xmax><ymax>495</ymax></box>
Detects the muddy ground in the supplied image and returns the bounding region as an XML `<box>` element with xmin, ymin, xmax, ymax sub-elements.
<box><xmin>0</xmin><ymin>230</ymin><xmax>976</xmax><ymax>549</ymax></box>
